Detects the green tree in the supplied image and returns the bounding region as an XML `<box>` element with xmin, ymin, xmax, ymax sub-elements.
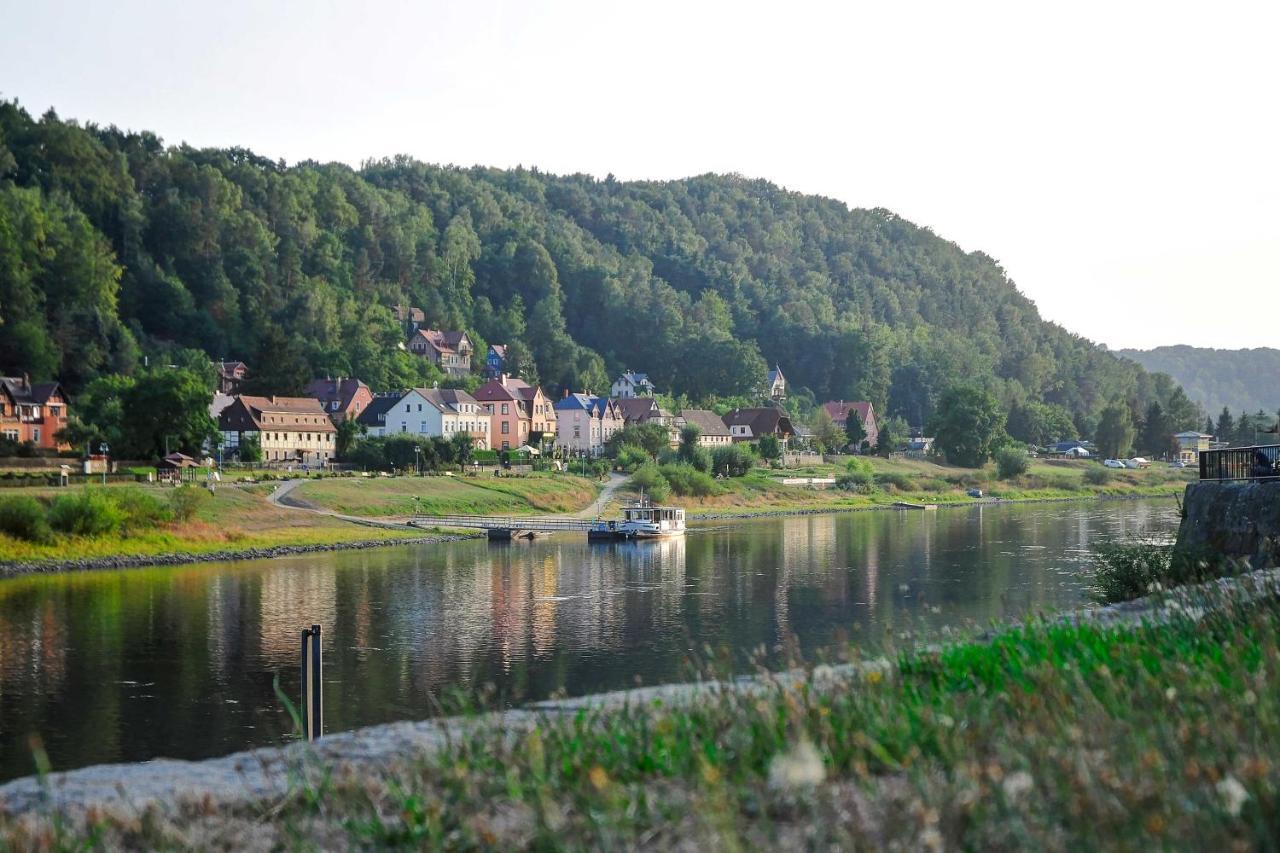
<box><xmin>876</xmin><ymin>415</ymin><xmax>909</xmax><ymax>457</ymax></box>
<box><xmin>120</xmin><ymin>368</ymin><xmax>220</xmax><ymax>458</ymax></box>
<box><xmin>757</xmin><ymin>434</ymin><xmax>782</xmax><ymax>461</ymax></box>
<box><xmin>1094</xmin><ymin>402</ymin><xmax>1136</xmax><ymax>459</ymax></box>
<box><xmin>335</xmin><ymin>418</ymin><xmax>363</xmax><ymax>459</ymax></box>
<box><xmin>238</xmin><ymin>434</ymin><xmax>262</xmax><ymax>463</ymax></box>
<box><xmin>1139</xmin><ymin>401</ymin><xmax>1172</xmax><ymax>458</ymax></box>
<box><xmin>844</xmin><ymin>412</ymin><xmax>867</xmax><ymax>450</ymax></box>
<box><xmin>927</xmin><ymin>385</ymin><xmax>1006</xmax><ymax>468</ymax></box>
<box><xmin>812</xmin><ymin>408</ymin><xmax>845</xmax><ymax>453</ymax></box>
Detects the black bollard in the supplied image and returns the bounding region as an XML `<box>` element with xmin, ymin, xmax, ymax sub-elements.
<box><xmin>300</xmin><ymin>624</ymin><xmax>323</xmax><ymax>741</ymax></box>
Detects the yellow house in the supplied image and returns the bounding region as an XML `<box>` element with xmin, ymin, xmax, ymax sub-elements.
<box><xmin>1174</xmin><ymin>431</ymin><xmax>1211</xmax><ymax>465</ymax></box>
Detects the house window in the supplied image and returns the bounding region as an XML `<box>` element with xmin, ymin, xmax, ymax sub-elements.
<box><xmin>33</xmin><ymin>428</ymin><xmax>40</xmax><ymax>443</ymax></box>
<box><xmin>420</xmin><ymin>421</ymin><xmax>427</xmax><ymax>432</ymax></box>
<box><xmin>501</xmin><ymin>421</ymin><xmax>510</xmax><ymax>435</ymax></box>
<box><xmin>501</xmin><ymin>403</ymin><xmax>509</xmax><ymax>415</ymax></box>
<box><xmin>401</xmin><ymin>422</ymin><xmax>407</xmax><ymax>433</ymax></box>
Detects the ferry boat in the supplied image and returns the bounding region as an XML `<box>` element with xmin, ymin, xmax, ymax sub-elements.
<box><xmin>588</xmin><ymin>498</ymin><xmax>686</xmax><ymax>541</ymax></box>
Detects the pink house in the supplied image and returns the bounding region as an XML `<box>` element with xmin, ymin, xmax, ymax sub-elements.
<box><xmin>822</xmin><ymin>400</ymin><xmax>878</xmax><ymax>449</ymax></box>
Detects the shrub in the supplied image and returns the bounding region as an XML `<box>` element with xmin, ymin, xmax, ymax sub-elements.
<box><xmin>616</xmin><ymin>445</ymin><xmax>650</xmax><ymax>473</ymax></box>
<box><xmin>48</xmin><ymin>490</ymin><xmax>125</xmax><ymax>536</ymax></box>
<box><xmin>835</xmin><ymin>471</ymin><xmax>873</xmax><ymax>493</ymax></box>
<box><xmin>1043</xmin><ymin>472</ymin><xmax>1080</xmax><ymax>492</ymax></box>
<box><xmin>659</xmin><ymin>463</ymin><xmax>718</xmax><ymax>497</ymax></box>
<box><xmin>916</xmin><ymin>477</ymin><xmax>950</xmax><ymax>493</ymax></box>
<box><xmin>170</xmin><ymin>485</ymin><xmax>210</xmax><ymax>522</ymax></box>
<box><xmin>630</xmin><ymin>463</ymin><xmax>671</xmax><ymax>503</ymax></box>
<box><xmin>995</xmin><ymin>447</ymin><xmax>1030</xmax><ymax>479</ymax></box>
<box><xmin>0</xmin><ymin>495</ymin><xmax>52</xmax><ymax>543</ymax></box>
<box><xmin>112</xmin><ymin>487</ymin><xmax>172</xmax><ymax>531</ymax></box>
<box><xmin>711</xmin><ymin>444</ymin><xmax>756</xmax><ymax>478</ymax></box>
<box><xmin>1092</xmin><ymin>542</ymin><xmax>1228</xmax><ymax>604</ymax></box>
<box><xmin>874</xmin><ymin>471</ymin><xmax>914</xmax><ymax>491</ymax></box>
<box><xmin>1084</xmin><ymin>466</ymin><xmax>1113</xmax><ymax>486</ymax></box>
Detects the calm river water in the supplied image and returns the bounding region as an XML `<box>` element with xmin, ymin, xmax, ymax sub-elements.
<box><xmin>0</xmin><ymin>499</ymin><xmax>1179</xmax><ymax>781</ymax></box>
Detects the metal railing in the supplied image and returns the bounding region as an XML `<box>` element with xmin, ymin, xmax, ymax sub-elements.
<box><xmin>412</xmin><ymin>513</ymin><xmax>596</xmax><ymax>532</ymax></box>
<box><xmin>1199</xmin><ymin>444</ymin><xmax>1280</xmax><ymax>481</ymax></box>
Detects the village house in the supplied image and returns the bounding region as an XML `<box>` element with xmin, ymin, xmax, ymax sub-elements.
<box><xmin>394</xmin><ymin>304</ymin><xmax>426</xmax><ymax>335</ymax></box>
<box><xmin>215</xmin><ymin>361</ymin><xmax>248</xmax><ymax>395</ymax></box>
<box><xmin>474</xmin><ymin>374</ymin><xmax>554</xmax><ymax>451</ymax></box>
<box><xmin>676</xmin><ymin>409</ymin><xmax>732</xmax><ymax>448</ymax></box>
<box><xmin>218</xmin><ymin>395</ymin><xmax>337</xmax><ymax>465</ymax></box>
<box><xmin>554</xmin><ymin>392</ymin><xmax>623</xmax><ymax>457</ymax></box>
<box><xmin>821</xmin><ymin>400</ymin><xmax>879</xmax><ymax>449</ymax></box>
<box><xmin>356</xmin><ymin>387</ymin><xmax>490</xmax><ymax>449</ymax></box>
<box><xmin>767</xmin><ymin>365</ymin><xmax>787</xmax><ymax>402</ymax></box>
<box><xmin>723</xmin><ymin>407</ymin><xmax>795</xmax><ymax>444</ymax></box>
<box><xmin>407</xmin><ymin>329</ymin><xmax>474</xmax><ymax>377</ymax></box>
<box><xmin>305</xmin><ymin>377</ymin><xmax>374</xmax><ymax>422</ymax></box>
<box><xmin>616</xmin><ymin>397</ymin><xmax>677</xmax><ymax>446</ymax></box>
<box><xmin>483</xmin><ymin>344</ymin><xmax>507</xmax><ymax>379</ymax></box>
<box><xmin>0</xmin><ymin>376</ymin><xmax>70</xmax><ymax>451</ymax></box>
<box><xmin>611</xmin><ymin>371</ymin><xmax>656</xmax><ymax>399</ymax></box>
<box><xmin>1175</xmin><ymin>431</ymin><xmax>1212</xmax><ymax>466</ymax></box>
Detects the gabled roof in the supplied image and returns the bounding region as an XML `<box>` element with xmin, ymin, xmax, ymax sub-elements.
<box><xmin>222</xmin><ymin>395</ymin><xmax>336</xmax><ymax>432</ymax></box>
<box><xmin>356</xmin><ymin>393</ymin><xmax>404</xmax><ymax>427</ymax></box>
<box><xmin>305</xmin><ymin>377</ymin><xmax>370</xmax><ymax>412</ymax></box>
<box><xmin>723</xmin><ymin>408</ymin><xmax>794</xmax><ymax>436</ymax></box>
<box><xmin>1</xmin><ymin>377</ymin><xmax>65</xmax><ymax>405</ymax></box>
<box><xmin>415</xmin><ymin>387</ymin><xmax>483</xmax><ymax>414</ymax></box>
<box><xmin>768</xmin><ymin>365</ymin><xmax>786</xmax><ymax>384</ymax></box>
<box><xmin>489</xmin><ymin>344</ymin><xmax>507</xmax><ymax>358</ymax></box>
<box><xmin>616</xmin><ymin>397</ymin><xmax>660</xmax><ymax>423</ymax></box>
<box><xmin>474</xmin><ymin>376</ymin><xmax>531</xmax><ymax>403</ymax></box>
<box><xmin>822</xmin><ymin>400</ymin><xmax>874</xmax><ymax>424</ymax></box>
<box><xmin>679</xmin><ymin>409</ymin><xmax>730</xmax><ymax>437</ymax></box>
<box><xmin>556</xmin><ymin>393</ymin><xmax>619</xmax><ymax>419</ymax></box>
<box><xmin>616</xmin><ymin>371</ymin><xmax>652</xmax><ymax>386</ymax></box>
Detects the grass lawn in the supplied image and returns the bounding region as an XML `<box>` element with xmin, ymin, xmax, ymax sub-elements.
<box><xmin>672</xmin><ymin>457</ymin><xmax>1193</xmax><ymax>516</ymax></box>
<box><xmin>10</xmin><ymin>581</ymin><xmax>1276</xmax><ymax>848</ymax></box>
<box><xmin>0</xmin><ymin>484</ymin><xmax>429</xmax><ymax>565</ymax></box>
<box><xmin>292</xmin><ymin>473</ymin><xmax>600</xmax><ymax>517</ymax></box>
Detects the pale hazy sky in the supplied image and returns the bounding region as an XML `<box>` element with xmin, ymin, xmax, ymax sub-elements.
<box><xmin>3</xmin><ymin>0</ymin><xmax>1276</xmax><ymax>350</ymax></box>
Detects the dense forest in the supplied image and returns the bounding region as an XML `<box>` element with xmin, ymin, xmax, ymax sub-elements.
<box><xmin>1117</xmin><ymin>346</ymin><xmax>1280</xmax><ymax>417</ymax></box>
<box><xmin>0</xmin><ymin>100</ymin><xmax>1195</xmax><ymax>442</ymax></box>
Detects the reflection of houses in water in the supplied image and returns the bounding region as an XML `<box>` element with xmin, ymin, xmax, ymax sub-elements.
<box><xmin>205</xmin><ymin>574</ymin><xmax>247</xmax><ymax>681</ymax></box>
<box><xmin>0</xmin><ymin>599</ymin><xmax>68</xmax><ymax>696</ymax></box>
<box><xmin>257</xmin><ymin>563</ymin><xmax>338</xmax><ymax>667</ymax></box>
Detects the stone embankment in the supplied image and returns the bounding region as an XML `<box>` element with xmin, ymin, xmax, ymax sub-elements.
<box><xmin>0</xmin><ymin>534</ymin><xmax>478</xmax><ymax>579</ymax></box>
<box><xmin>1175</xmin><ymin>480</ymin><xmax>1280</xmax><ymax>568</ymax></box>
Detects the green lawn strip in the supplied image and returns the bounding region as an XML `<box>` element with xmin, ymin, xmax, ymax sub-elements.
<box><xmin>292</xmin><ymin>475</ymin><xmax>598</xmax><ymax>518</ymax></box>
<box><xmin>16</xmin><ymin>592</ymin><xmax>1275</xmax><ymax>848</ymax></box>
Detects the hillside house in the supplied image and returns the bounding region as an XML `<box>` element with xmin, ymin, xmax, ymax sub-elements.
<box><xmin>611</xmin><ymin>371</ymin><xmax>656</xmax><ymax>399</ymax></box>
<box><xmin>356</xmin><ymin>388</ymin><xmax>490</xmax><ymax>448</ymax></box>
<box><xmin>554</xmin><ymin>392</ymin><xmax>623</xmax><ymax>456</ymax></box>
<box><xmin>676</xmin><ymin>409</ymin><xmax>732</xmax><ymax>448</ymax></box>
<box><xmin>474</xmin><ymin>374</ymin><xmax>554</xmax><ymax>450</ymax></box>
<box><xmin>766</xmin><ymin>365</ymin><xmax>787</xmax><ymax>401</ymax></box>
<box><xmin>305</xmin><ymin>377</ymin><xmax>374</xmax><ymax>422</ymax></box>
<box><xmin>394</xmin><ymin>304</ymin><xmax>426</xmax><ymax>335</ymax></box>
<box><xmin>218</xmin><ymin>395</ymin><xmax>337</xmax><ymax>465</ymax></box>
<box><xmin>0</xmin><ymin>376</ymin><xmax>70</xmax><ymax>451</ymax></box>
<box><xmin>821</xmin><ymin>400</ymin><xmax>879</xmax><ymax>449</ymax></box>
<box><xmin>483</xmin><ymin>344</ymin><xmax>507</xmax><ymax>379</ymax></box>
<box><xmin>408</xmin><ymin>329</ymin><xmax>474</xmax><ymax>377</ymax></box>
<box><xmin>215</xmin><ymin>361</ymin><xmax>248</xmax><ymax>395</ymax></box>
<box><xmin>723</xmin><ymin>407</ymin><xmax>794</xmax><ymax>444</ymax></box>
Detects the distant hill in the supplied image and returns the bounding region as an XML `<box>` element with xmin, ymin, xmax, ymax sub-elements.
<box><xmin>1116</xmin><ymin>346</ymin><xmax>1280</xmax><ymax>416</ymax></box>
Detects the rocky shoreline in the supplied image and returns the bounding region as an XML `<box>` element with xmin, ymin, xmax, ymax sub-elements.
<box><xmin>0</xmin><ymin>533</ymin><xmax>481</xmax><ymax>579</ymax></box>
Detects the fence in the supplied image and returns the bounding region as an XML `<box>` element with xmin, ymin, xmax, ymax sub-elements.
<box><xmin>1198</xmin><ymin>445</ymin><xmax>1280</xmax><ymax>481</ymax></box>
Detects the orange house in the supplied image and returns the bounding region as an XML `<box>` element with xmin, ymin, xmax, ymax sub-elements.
<box><xmin>0</xmin><ymin>376</ymin><xmax>71</xmax><ymax>451</ymax></box>
<box><xmin>474</xmin><ymin>374</ymin><xmax>554</xmax><ymax>451</ymax></box>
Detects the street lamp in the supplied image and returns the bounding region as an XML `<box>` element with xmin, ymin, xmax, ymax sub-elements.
<box><xmin>98</xmin><ymin>442</ymin><xmax>109</xmax><ymax>486</ymax></box>
<box><xmin>414</xmin><ymin>444</ymin><xmax>421</xmax><ymax>476</ymax></box>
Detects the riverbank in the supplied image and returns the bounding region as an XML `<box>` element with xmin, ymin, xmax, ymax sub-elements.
<box><xmin>4</xmin><ymin>568</ymin><xmax>1275</xmax><ymax>849</ymax></box>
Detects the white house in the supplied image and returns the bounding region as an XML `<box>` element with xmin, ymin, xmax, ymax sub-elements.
<box><xmin>610</xmin><ymin>371</ymin><xmax>656</xmax><ymax>399</ymax></box>
<box><xmin>356</xmin><ymin>388</ymin><xmax>491</xmax><ymax>449</ymax></box>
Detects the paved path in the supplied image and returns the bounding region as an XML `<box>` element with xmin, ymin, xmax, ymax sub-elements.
<box><xmin>575</xmin><ymin>472</ymin><xmax>628</xmax><ymax>518</ymax></box>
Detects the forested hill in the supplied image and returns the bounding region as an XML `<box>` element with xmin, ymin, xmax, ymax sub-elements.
<box><xmin>0</xmin><ymin>101</ymin><xmax>1182</xmax><ymax>434</ymax></box>
<box><xmin>1117</xmin><ymin>346</ymin><xmax>1280</xmax><ymax>417</ymax></box>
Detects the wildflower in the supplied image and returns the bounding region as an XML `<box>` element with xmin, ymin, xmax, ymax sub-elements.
<box><xmin>588</xmin><ymin>765</ymin><xmax>610</xmax><ymax>791</ymax></box>
<box><xmin>1165</xmin><ymin>687</ymin><xmax>1177</xmax><ymax>701</ymax></box>
<box><xmin>866</xmin><ymin>669</ymin><xmax>883</xmax><ymax>685</ymax></box>
<box><xmin>768</xmin><ymin>740</ymin><xmax>826</xmax><ymax>791</ymax></box>
<box><xmin>938</xmin><ymin>714</ymin><xmax>955</xmax><ymax>728</ymax></box>
<box><xmin>1002</xmin><ymin>770</ymin><xmax>1034</xmax><ymax>801</ymax></box>
<box><xmin>701</xmin><ymin>763</ymin><xmax>721</xmax><ymax>785</ymax></box>
<box><xmin>1217</xmin><ymin>775</ymin><xmax>1249</xmax><ymax>817</ymax></box>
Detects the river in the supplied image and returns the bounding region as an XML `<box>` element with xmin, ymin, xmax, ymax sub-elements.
<box><xmin>0</xmin><ymin>498</ymin><xmax>1179</xmax><ymax>782</ymax></box>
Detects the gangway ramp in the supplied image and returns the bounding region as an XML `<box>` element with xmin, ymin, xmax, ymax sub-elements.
<box><xmin>411</xmin><ymin>514</ymin><xmax>597</xmax><ymax>540</ymax></box>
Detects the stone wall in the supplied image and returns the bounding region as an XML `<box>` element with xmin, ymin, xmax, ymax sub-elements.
<box><xmin>1175</xmin><ymin>481</ymin><xmax>1280</xmax><ymax>569</ymax></box>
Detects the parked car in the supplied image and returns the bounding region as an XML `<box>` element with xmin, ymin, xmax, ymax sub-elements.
<box><xmin>1168</xmin><ymin>460</ymin><xmax>1187</xmax><ymax>468</ymax></box>
<box><xmin>1124</xmin><ymin>457</ymin><xmax>1150</xmax><ymax>469</ymax></box>
<box><xmin>1103</xmin><ymin>459</ymin><xmax>1126</xmax><ymax>469</ymax></box>
<box><xmin>966</xmin><ymin>488</ymin><xmax>983</xmax><ymax>498</ymax></box>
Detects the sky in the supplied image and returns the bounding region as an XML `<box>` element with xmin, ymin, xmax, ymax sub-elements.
<box><xmin>2</xmin><ymin>0</ymin><xmax>1277</xmax><ymax>350</ymax></box>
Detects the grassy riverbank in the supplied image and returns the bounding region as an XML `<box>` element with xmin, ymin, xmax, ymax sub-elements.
<box><xmin>678</xmin><ymin>457</ymin><xmax>1193</xmax><ymax>516</ymax></box>
<box><xmin>6</xmin><ymin>578</ymin><xmax>1275</xmax><ymax>849</ymax></box>
<box><xmin>290</xmin><ymin>473</ymin><xmax>600</xmax><ymax>517</ymax></box>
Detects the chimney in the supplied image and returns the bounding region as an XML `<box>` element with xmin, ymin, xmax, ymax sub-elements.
<box><xmin>563</xmin><ymin>388</ymin><xmax>570</xmax><ymax>398</ymax></box>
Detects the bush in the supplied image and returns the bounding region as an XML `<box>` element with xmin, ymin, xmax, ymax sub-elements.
<box><xmin>658</xmin><ymin>463</ymin><xmax>718</xmax><ymax>497</ymax></box>
<box><xmin>48</xmin><ymin>490</ymin><xmax>125</xmax><ymax>536</ymax></box>
<box><xmin>112</xmin><ymin>487</ymin><xmax>172</xmax><ymax>531</ymax></box>
<box><xmin>995</xmin><ymin>447</ymin><xmax>1030</xmax><ymax>479</ymax></box>
<box><xmin>874</xmin><ymin>471</ymin><xmax>914</xmax><ymax>491</ymax></box>
<box><xmin>916</xmin><ymin>477</ymin><xmax>950</xmax><ymax>493</ymax></box>
<box><xmin>0</xmin><ymin>495</ymin><xmax>52</xmax><ymax>543</ymax></box>
<box><xmin>711</xmin><ymin>444</ymin><xmax>756</xmax><ymax>478</ymax></box>
<box><xmin>170</xmin><ymin>485</ymin><xmax>209</xmax><ymax>522</ymax></box>
<box><xmin>630</xmin><ymin>463</ymin><xmax>671</xmax><ymax>502</ymax></box>
<box><xmin>837</xmin><ymin>458</ymin><xmax>875</xmax><ymax>492</ymax></box>
<box><xmin>1092</xmin><ymin>543</ymin><xmax>1227</xmax><ymax>604</ymax></box>
<box><xmin>616</xmin><ymin>445</ymin><xmax>650</xmax><ymax>473</ymax></box>
<box><xmin>1084</xmin><ymin>466</ymin><xmax>1113</xmax><ymax>486</ymax></box>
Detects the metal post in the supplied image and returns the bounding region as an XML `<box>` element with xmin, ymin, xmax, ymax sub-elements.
<box><xmin>300</xmin><ymin>627</ymin><xmax>313</xmax><ymax>741</ymax></box>
<box><xmin>310</xmin><ymin>623</ymin><xmax>323</xmax><ymax>739</ymax></box>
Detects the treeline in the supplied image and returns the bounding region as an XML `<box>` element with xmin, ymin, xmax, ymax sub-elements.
<box><xmin>1117</xmin><ymin>346</ymin><xmax>1280</xmax><ymax>417</ymax></box>
<box><xmin>2</xmin><ymin>100</ymin><xmax>1182</xmax><ymax>434</ymax></box>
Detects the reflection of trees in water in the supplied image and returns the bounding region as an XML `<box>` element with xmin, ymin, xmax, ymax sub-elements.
<box><xmin>257</xmin><ymin>564</ymin><xmax>337</xmax><ymax>667</ymax></box>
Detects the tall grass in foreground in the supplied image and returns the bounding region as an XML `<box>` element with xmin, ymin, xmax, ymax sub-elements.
<box><xmin>6</xmin><ymin>586</ymin><xmax>1279</xmax><ymax>849</ymax></box>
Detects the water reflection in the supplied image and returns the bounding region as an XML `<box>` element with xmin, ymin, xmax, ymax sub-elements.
<box><xmin>0</xmin><ymin>499</ymin><xmax>1178</xmax><ymax>780</ymax></box>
